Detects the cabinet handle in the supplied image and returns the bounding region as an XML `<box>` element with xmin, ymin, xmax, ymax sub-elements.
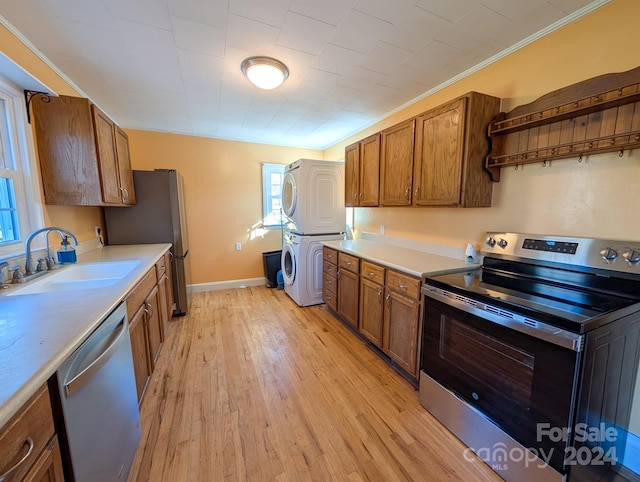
<box><xmin>346</xmin><ymin>261</ymin><xmax>351</xmax><ymax>266</ymax></box>
<box><xmin>0</xmin><ymin>437</ymin><xmax>34</xmax><ymax>481</ymax></box>
<box><xmin>122</xmin><ymin>187</ymin><xmax>129</xmax><ymax>201</ymax></box>
<box><xmin>144</xmin><ymin>301</ymin><xmax>154</xmax><ymax>318</ymax></box>
<box><xmin>377</xmin><ymin>289</ymin><xmax>383</xmax><ymax>297</ymax></box>
<box><xmin>359</xmin><ymin>192</ymin><xmax>363</xmax><ymax>201</ymax></box>
<box><xmin>336</xmin><ymin>269</ymin><xmax>341</xmax><ymax>275</ymax></box>
<box><xmin>353</xmin><ymin>193</ymin><xmax>358</xmax><ymax>202</ymax></box>
<box><xmin>367</xmin><ymin>271</ymin><xmax>375</xmax><ymax>276</ymax></box>
<box><xmin>414</xmin><ymin>187</ymin><xmax>420</xmax><ymax>198</ymax></box>
<box><xmin>385</xmin><ymin>293</ymin><xmax>391</xmax><ymax>302</ymax></box>
<box><xmin>404</xmin><ymin>187</ymin><xmax>410</xmax><ymax>201</ymax></box>
<box><xmin>396</xmin><ymin>282</ymin><xmax>407</xmax><ymax>290</ymax></box>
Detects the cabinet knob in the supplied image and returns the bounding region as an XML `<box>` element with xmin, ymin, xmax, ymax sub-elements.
<box><xmin>600</xmin><ymin>247</ymin><xmax>618</xmax><ymax>262</ymax></box>
<box><xmin>623</xmin><ymin>249</ymin><xmax>640</xmax><ymax>264</ymax></box>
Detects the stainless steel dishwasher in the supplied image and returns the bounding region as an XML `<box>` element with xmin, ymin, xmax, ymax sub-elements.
<box><xmin>51</xmin><ymin>302</ymin><xmax>141</xmax><ymax>481</ymax></box>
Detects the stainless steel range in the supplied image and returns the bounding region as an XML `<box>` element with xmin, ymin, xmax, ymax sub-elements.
<box><xmin>419</xmin><ymin>232</ymin><xmax>640</xmax><ymax>482</ymax></box>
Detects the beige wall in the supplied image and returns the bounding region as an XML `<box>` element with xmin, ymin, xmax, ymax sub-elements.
<box><xmin>325</xmin><ymin>0</ymin><xmax>640</xmax><ymax>248</ymax></box>
<box><xmin>125</xmin><ymin>130</ymin><xmax>322</xmax><ymax>284</ymax></box>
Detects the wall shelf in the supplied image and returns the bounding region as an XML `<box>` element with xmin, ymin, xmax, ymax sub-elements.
<box><xmin>486</xmin><ymin>66</ymin><xmax>640</xmax><ymax>181</ymax></box>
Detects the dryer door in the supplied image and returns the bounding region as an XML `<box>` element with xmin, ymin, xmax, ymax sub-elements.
<box><xmin>282</xmin><ymin>242</ymin><xmax>296</xmax><ymax>286</ymax></box>
<box><xmin>282</xmin><ymin>171</ymin><xmax>297</xmax><ymax>218</ymax></box>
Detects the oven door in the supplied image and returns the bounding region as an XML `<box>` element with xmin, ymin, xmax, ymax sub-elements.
<box><xmin>421</xmin><ymin>295</ymin><xmax>581</xmax><ymax>473</ymax></box>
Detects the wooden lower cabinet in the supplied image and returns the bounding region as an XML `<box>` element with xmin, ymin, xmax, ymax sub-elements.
<box><xmin>325</xmin><ymin>250</ymin><xmax>422</xmax><ymax>379</ymax></box>
<box><xmin>0</xmin><ymin>385</ymin><xmax>64</xmax><ymax>482</ymax></box>
<box><xmin>129</xmin><ymin>306</ymin><xmax>151</xmax><ymax>402</ymax></box>
<box><xmin>359</xmin><ymin>277</ymin><xmax>384</xmax><ymax>346</ymax></box>
<box><xmin>337</xmin><ymin>269</ymin><xmax>359</xmax><ymax>328</ymax></box>
<box><xmin>145</xmin><ymin>284</ymin><xmax>163</xmax><ymax>368</ymax></box>
<box><xmin>383</xmin><ymin>290</ymin><xmax>420</xmax><ymax>376</ymax></box>
<box><xmin>127</xmin><ymin>248</ymin><xmax>171</xmax><ymax>404</ymax></box>
<box><xmin>23</xmin><ymin>436</ymin><xmax>65</xmax><ymax>482</ymax></box>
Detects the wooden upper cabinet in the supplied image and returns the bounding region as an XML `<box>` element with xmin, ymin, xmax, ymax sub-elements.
<box><xmin>31</xmin><ymin>94</ymin><xmax>135</xmax><ymax>206</ymax></box>
<box><xmin>344</xmin><ymin>142</ymin><xmax>360</xmax><ymax>207</ymax></box>
<box><xmin>115</xmin><ymin>127</ymin><xmax>136</xmax><ymax>204</ymax></box>
<box><xmin>345</xmin><ymin>133</ymin><xmax>380</xmax><ymax>207</ymax></box>
<box><xmin>380</xmin><ymin>118</ymin><xmax>415</xmax><ymax>206</ymax></box>
<box><xmin>414</xmin><ymin>92</ymin><xmax>500</xmax><ymax>207</ymax></box>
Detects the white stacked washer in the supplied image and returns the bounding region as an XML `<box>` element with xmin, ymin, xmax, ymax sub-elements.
<box><xmin>281</xmin><ymin>159</ymin><xmax>345</xmax><ymax>306</ymax></box>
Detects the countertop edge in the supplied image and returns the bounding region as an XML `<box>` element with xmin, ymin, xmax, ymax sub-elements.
<box><xmin>0</xmin><ymin>243</ymin><xmax>171</xmax><ymax>428</ymax></box>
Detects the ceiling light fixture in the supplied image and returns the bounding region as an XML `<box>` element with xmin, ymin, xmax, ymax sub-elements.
<box><xmin>241</xmin><ymin>56</ymin><xmax>289</xmax><ymax>90</ymax></box>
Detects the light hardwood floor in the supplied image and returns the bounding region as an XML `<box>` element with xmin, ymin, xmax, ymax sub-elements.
<box><xmin>128</xmin><ymin>287</ymin><xmax>501</xmax><ymax>481</ymax></box>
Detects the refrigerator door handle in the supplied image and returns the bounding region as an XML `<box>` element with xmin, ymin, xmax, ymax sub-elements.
<box><xmin>175</xmin><ymin>248</ymin><xmax>189</xmax><ymax>260</ymax></box>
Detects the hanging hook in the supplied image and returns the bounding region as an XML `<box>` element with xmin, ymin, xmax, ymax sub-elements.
<box><xmin>578</xmin><ymin>154</ymin><xmax>583</xmax><ymax>163</ymax></box>
<box><xmin>514</xmin><ymin>165</ymin><xmax>519</xmax><ymax>171</ymax></box>
<box><xmin>619</xmin><ymin>149</ymin><xmax>624</xmax><ymax>157</ymax></box>
<box><xmin>542</xmin><ymin>160</ymin><xmax>546</xmax><ymax>167</ymax></box>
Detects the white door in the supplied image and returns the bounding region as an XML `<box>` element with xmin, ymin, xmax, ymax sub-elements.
<box><xmin>282</xmin><ymin>171</ymin><xmax>297</xmax><ymax>218</ymax></box>
<box><xmin>281</xmin><ymin>242</ymin><xmax>296</xmax><ymax>286</ymax></box>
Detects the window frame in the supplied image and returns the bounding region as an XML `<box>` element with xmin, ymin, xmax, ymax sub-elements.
<box><xmin>0</xmin><ymin>78</ymin><xmax>45</xmax><ymax>258</ymax></box>
<box><xmin>261</xmin><ymin>162</ymin><xmax>286</xmax><ymax>230</ymax></box>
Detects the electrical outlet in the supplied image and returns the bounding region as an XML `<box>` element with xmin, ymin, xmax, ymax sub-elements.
<box><xmin>235</xmin><ymin>242</ymin><xmax>242</xmax><ymax>251</ymax></box>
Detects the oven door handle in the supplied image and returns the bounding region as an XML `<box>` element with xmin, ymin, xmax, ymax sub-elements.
<box><xmin>422</xmin><ymin>284</ymin><xmax>584</xmax><ymax>352</ymax></box>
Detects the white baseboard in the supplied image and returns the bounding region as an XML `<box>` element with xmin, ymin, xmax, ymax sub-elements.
<box><xmin>188</xmin><ymin>277</ymin><xmax>266</xmax><ymax>293</ymax></box>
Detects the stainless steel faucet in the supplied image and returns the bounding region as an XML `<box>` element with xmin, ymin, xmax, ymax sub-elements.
<box><xmin>24</xmin><ymin>227</ymin><xmax>78</xmax><ymax>275</ymax></box>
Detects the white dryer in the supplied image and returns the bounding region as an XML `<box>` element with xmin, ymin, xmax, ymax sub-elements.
<box><xmin>282</xmin><ymin>159</ymin><xmax>345</xmax><ymax>235</ymax></box>
<box><xmin>282</xmin><ymin>232</ymin><xmax>344</xmax><ymax>307</ymax></box>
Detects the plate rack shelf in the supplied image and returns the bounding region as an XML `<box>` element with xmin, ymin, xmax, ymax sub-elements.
<box><xmin>485</xmin><ymin>66</ymin><xmax>640</xmax><ymax>181</ymax></box>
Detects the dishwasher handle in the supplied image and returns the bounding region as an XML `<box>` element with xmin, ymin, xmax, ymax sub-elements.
<box><xmin>64</xmin><ymin>319</ymin><xmax>127</xmax><ymax>397</ymax></box>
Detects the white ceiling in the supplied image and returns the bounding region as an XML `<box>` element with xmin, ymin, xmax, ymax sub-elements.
<box><xmin>1</xmin><ymin>0</ymin><xmax>604</xmax><ymax>150</ymax></box>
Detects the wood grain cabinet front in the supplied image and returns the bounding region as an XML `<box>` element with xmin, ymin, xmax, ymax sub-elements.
<box><xmin>337</xmin><ymin>252</ymin><xmax>360</xmax><ymax>328</ymax></box>
<box><xmin>380</xmin><ymin>119</ymin><xmax>415</xmax><ymax>206</ymax></box>
<box><xmin>31</xmin><ymin>94</ymin><xmax>135</xmax><ymax>206</ymax></box>
<box><xmin>359</xmin><ymin>261</ymin><xmax>385</xmax><ymax>347</ymax></box>
<box><xmin>413</xmin><ymin>92</ymin><xmax>500</xmax><ymax>207</ymax></box>
<box><xmin>126</xmin><ymin>249</ymin><xmax>171</xmax><ymax>404</ymax></box>
<box><xmin>0</xmin><ymin>385</ymin><xmax>64</xmax><ymax>482</ymax></box>
<box><xmin>345</xmin><ymin>133</ymin><xmax>380</xmax><ymax>207</ymax></box>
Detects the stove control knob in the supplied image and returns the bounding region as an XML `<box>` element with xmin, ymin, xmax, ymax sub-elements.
<box><xmin>497</xmin><ymin>238</ymin><xmax>508</xmax><ymax>249</ymax></box>
<box><xmin>486</xmin><ymin>236</ymin><xmax>496</xmax><ymax>247</ymax></box>
<box><xmin>600</xmin><ymin>247</ymin><xmax>618</xmax><ymax>262</ymax></box>
<box><xmin>622</xmin><ymin>249</ymin><xmax>640</xmax><ymax>265</ymax></box>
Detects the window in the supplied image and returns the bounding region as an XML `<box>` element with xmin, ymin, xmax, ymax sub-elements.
<box><xmin>0</xmin><ymin>80</ymin><xmax>44</xmax><ymax>257</ymax></box>
<box><xmin>262</xmin><ymin>163</ymin><xmax>286</xmax><ymax>228</ymax></box>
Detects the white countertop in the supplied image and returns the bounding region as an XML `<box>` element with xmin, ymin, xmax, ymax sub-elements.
<box><xmin>0</xmin><ymin>243</ymin><xmax>170</xmax><ymax>428</ymax></box>
<box><xmin>322</xmin><ymin>239</ymin><xmax>478</xmax><ymax>278</ymax></box>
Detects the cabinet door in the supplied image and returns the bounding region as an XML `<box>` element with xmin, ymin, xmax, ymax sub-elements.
<box><xmin>92</xmin><ymin>105</ymin><xmax>122</xmax><ymax>204</ymax></box>
<box><xmin>345</xmin><ymin>142</ymin><xmax>360</xmax><ymax>207</ymax></box>
<box><xmin>359</xmin><ymin>278</ymin><xmax>384</xmax><ymax>347</ymax></box>
<box><xmin>337</xmin><ymin>269</ymin><xmax>359</xmax><ymax>328</ymax></box>
<box><xmin>129</xmin><ymin>306</ymin><xmax>151</xmax><ymax>402</ymax></box>
<box><xmin>23</xmin><ymin>436</ymin><xmax>64</xmax><ymax>482</ymax></box>
<box><xmin>383</xmin><ymin>291</ymin><xmax>420</xmax><ymax>376</ymax></box>
<box><xmin>360</xmin><ymin>133</ymin><xmax>380</xmax><ymax>206</ymax></box>
<box><xmin>31</xmin><ymin>95</ymin><xmax>103</xmax><ymax>205</ymax></box>
<box><xmin>145</xmin><ymin>284</ymin><xmax>163</xmax><ymax>368</ymax></box>
<box><xmin>380</xmin><ymin>119</ymin><xmax>415</xmax><ymax>206</ymax></box>
<box><xmin>413</xmin><ymin>98</ymin><xmax>466</xmax><ymax>206</ymax></box>
<box><xmin>115</xmin><ymin>127</ymin><xmax>136</xmax><ymax>204</ymax></box>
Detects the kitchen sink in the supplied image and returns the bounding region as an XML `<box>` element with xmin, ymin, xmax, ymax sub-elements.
<box><xmin>4</xmin><ymin>260</ymin><xmax>141</xmax><ymax>296</ymax></box>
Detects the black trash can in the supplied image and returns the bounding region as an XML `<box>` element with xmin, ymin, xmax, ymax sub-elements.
<box><xmin>262</xmin><ymin>250</ymin><xmax>282</xmax><ymax>288</ymax></box>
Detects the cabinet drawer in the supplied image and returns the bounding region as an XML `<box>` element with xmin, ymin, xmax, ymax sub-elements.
<box><xmin>361</xmin><ymin>261</ymin><xmax>385</xmax><ymax>284</ymax></box>
<box><xmin>155</xmin><ymin>255</ymin><xmax>167</xmax><ymax>280</ymax></box>
<box><xmin>323</xmin><ymin>247</ymin><xmax>338</xmax><ymax>264</ymax></box>
<box><xmin>323</xmin><ymin>261</ymin><xmax>337</xmax><ymax>277</ymax></box>
<box><xmin>323</xmin><ymin>289</ymin><xmax>337</xmax><ymax>310</ymax></box>
<box><xmin>126</xmin><ymin>268</ymin><xmax>157</xmax><ymax>320</ymax></box>
<box><xmin>386</xmin><ymin>270</ymin><xmax>421</xmax><ymax>299</ymax></box>
<box><xmin>323</xmin><ymin>271</ymin><xmax>337</xmax><ymax>294</ymax></box>
<box><xmin>0</xmin><ymin>385</ymin><xmax>55</xmax><ymax>482</ymax></box>
<box><xmin>338</xmin><ymin>252</ymin><xmax>360</xmax><ymax>273</ymax></box>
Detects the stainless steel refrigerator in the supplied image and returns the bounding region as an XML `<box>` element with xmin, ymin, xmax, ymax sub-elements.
<box><xmin>104</xmin><ymin>169</ymin><xmax>191</xmax><ymax>316</ymax></box>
